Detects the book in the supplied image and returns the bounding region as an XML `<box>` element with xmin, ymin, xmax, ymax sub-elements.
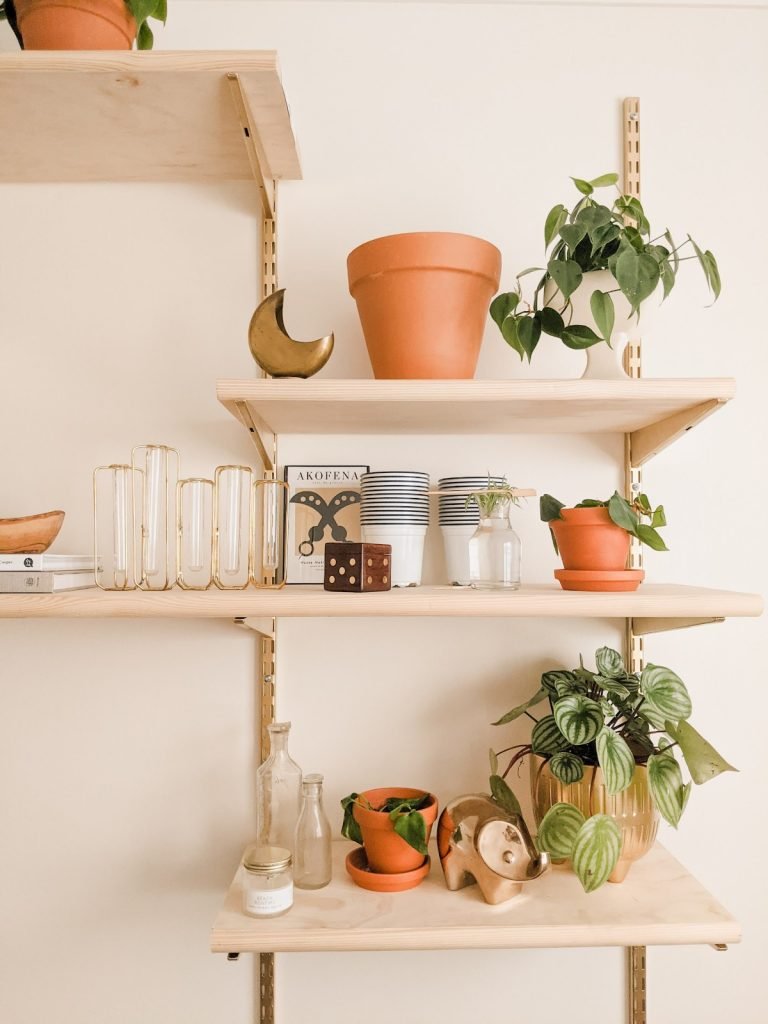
<box><xmin>284</xmin><ymin>465</ymin><xmax>369</xmax><ymax>584</ymax></box>
<box><xmin>0</xmin><ymin>553</ymin><xmax>95</xmax><ymax>573</ymax></box>
<box><xmin>0</xmin><ymin>572</ymin><xmax>96</xmax><ymax>594</ymax></box>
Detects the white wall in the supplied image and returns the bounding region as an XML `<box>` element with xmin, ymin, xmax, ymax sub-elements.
<box><xmin>1</xmin><ymin>3</ymin><xmax>766</xmax><ymax>1023</ymax></box>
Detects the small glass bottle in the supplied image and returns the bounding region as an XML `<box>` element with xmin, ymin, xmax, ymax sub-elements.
<box><xmin>241</xmin><ymin>845</ymin><xmax>293</xmax><ymax>918</ymax></box>
<box><xmin>256</xmin><ymin>722</ymin><xmax>303</xmax><ymax>854</ymax></box>
<box><xmin>294</xmin><ymin>773</ymin><xmax>332</xmax><ymax>890</ymax></box>
<box><xmin>468</xmin><ymin>497</ymin><xmax>522</xmax><ymax>590</ymax></box>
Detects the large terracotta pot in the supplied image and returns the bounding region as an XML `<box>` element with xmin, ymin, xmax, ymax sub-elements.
<box><xmin>16</xmin><ymin>0</ymin><xmax>136</xmax><ymax>49</ymax></box>
<box><xmin>530</xmin><ymin>754</ymin><xmax>658</xmax><ymax>883</ymax></box>
<box><xmin>347</xmin><ymin>232</ymin><xmax>501</xmax><ymax>379</ymax></box>
<box><xmin>549</xmin><ymin>507</ymin><xmax>630</xmax><ymax>571</ymax></box>
<box><xmin>353</xmin><ymin>787</ymin><xmax>438</xmax><ymax>874</ymax></box>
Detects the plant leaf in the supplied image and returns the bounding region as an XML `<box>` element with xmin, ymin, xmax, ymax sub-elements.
<box><xmin>489</xmin><ymin>774</ymin><xmax>523</xmax><ymax>818</ymax></box>
<box><xmin>636</xmin><ymin>524</ymin><xmax>668</xmax><ymax>551</ymax></box>
<box><xmin>540</xmin><ymin>669</ymin><xmax>578</xmax><ymax>696</ymax></box>
<box><xmin>539</xmin><ymin>306</ymin><xmax>565</xmax><ymax>338</ymax></box>
<box><xmin>607</xmin><ymin>491</ymin><xmax>639</xmax><ymax>534</ymax></box>
<box><xmin>651</xmin><ymin>505</ymin><xmax>667</xmax><ymax>528</ymax></box>
<box><xmin>517</xmin><ymin>315</ymin><xmax>542</xmax><ymax>361</ymax></box>
<box><xmin>492</xmin><ymin>686</ymin><xmax>548</xmax><ymax>726</ymax></box>
<box><xmin>137</xmin><ymin>20</ymin><xmax>154</xmax><ymax>49</ymax></box>
<box><xmin>596</xmin><ymin>646</ymin><xmax>625</xmax><ymax>679</ymax></box>
<box><xmin>561</xmin><ymin>325</ymin><xmax>602</xmax><ymax>350</ymax></box>
<box><xmin>489</xmin><ymin>748</ymin><xmax>499</xmax><ymax>774</ymax></box>
<box><xmin>539</xmin><ymin>494</ymin><xmax>565</xmax><ymax>523</ymax></box>
<box><xmin>641</xmin><ymin>664</ymin><xmax>693</xmax><ymax>721</ymax></box>
<box><xmin>614</xmin><ymin>248</ymin><xmax>660</xmax><ymax>311</ymax></box>
<box><xmin>544</xmin><ymin>204</ymin><xmax>568</xmax><ymax>249</ymax></box>
<box><xmin>590</xmin><ymin>289</ymin><xmax>616</xmax><ymax>342</ymax></box>
<box><xmin>393</xmin><ymin>809</ymin><xmax>428</xmax><ymax>855</ymax></box>
<box><xmin>490</xmin><ymin>292</ymin><xmax>519</xmax><ymax>329</ymax></box>
<box><xmin>596</xmin><ymin>727</ymin><xmax>635</xmax><ymax>795</ymax></box>
<box><xmin>537</xmin><ymin>802</ymin><xmax>585</xmax><ymax>859</ymax></box>
<box><xmin>559</xmin><ymin>223</ymin><xmax>588</xmax><ymax>251</ymax></box>
<box><xmin>340</xmin><ymin>793</ymin><xmax>363</xmax><ymax>844</ymax></box>
<box><xmin>576</xmin><ymin>204</ymin><xmax>613</xmax><ymax>232</ymax></box>
<box><xmin>571</xmin><ymin>177</ymin><xmax>594</xmax><ymax>196</ymax></box>
<box><xmin>571</xmin><ymin>814</ymin><xmax>622</xmax><ymax>892</ymax></box>
<box><xmin>589</xmin><ymin>172</ymin><xmax>619</xmax><ymax>188</ymax></box>
<box><xmin>554</xmin><ymin>695</ymin><xmax>604</xmax><ymax>746</ymax></box>
<box><xmin>665</xmin><ymin>720</ymin><xmax>737</xmax><ymax>784</ymax></box>
<box><xmin>501</xmin><ymin>316</ymin><xmax>525</xmax><ymax>360</ymax></box>
<box><xmin>648</xmin><ymin>752</ymin><xmax>687</xmax><ymax>827</ymax></box>
<box><xmin>531</xmin><ymin>714</ymin><xmax>571</xmax><ymax>755</ymax></box>
<box><xmin>547</xmin><ymin>258</ymin><xmax>583</xmax><ymax>303</ymax></box>
<box><xmin>549</xmin><ymin>751</ymin><xmax>585</xmax><ymax>785</ymax></box>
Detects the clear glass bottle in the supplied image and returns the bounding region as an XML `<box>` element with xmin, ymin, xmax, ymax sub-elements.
<box><xmin>468</xmin><ymin>498</ymin><xmax>522</xmax><ymax>590</ymax></box>
<box><xmin>256</xmin><ymin>722</ymin><xmax>303</xmax><ymax>854</ymax></box>
<box><xmin>294</xmin><ymin>773</ymin><xmax>332</xmax><ymax>890</ymax></box>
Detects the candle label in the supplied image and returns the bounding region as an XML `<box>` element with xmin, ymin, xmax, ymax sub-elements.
<box><xmin>245</xmin><ymin>882</ymin><xmax>293</xmax><ymax>916</ymax></box>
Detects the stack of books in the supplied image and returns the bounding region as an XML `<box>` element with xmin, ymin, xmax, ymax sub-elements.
<box><xmin>0</xmin><ymin>553</ymin><xmax>96</xmax><ymax>593</ymax></box>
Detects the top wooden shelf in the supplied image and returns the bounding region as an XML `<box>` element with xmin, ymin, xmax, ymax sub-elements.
<box><xmin>217</xmin><ymin>378</ymin><xmax>735</xmax><ymax>466</ymax></box>
<box><xmin>0</xmin><ymin>51</ymin><xmax>301</xmax><ymax>183</ymax></box>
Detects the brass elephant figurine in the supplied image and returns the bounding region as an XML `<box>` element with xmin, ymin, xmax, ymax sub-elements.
<box><xmin>437</xmin><ymin>794</ymin><xmax>549</xmax><ymax>905</ymax></box>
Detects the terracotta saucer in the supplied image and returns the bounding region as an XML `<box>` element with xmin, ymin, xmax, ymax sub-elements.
<box><xmin>555</xmin><ymin>568</ymin><xmax>645</xmax><ymax>592</ymax></box>
<box><xmin>345</xmin><ymin>847</ymin><xmax>431</xmax><ymax>892</ymax></box>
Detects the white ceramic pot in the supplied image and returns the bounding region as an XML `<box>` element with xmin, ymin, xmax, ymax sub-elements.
<box><xmin>440</xmin><ymin>525</ymin><xmax>476</xmax><ymax>586</ymax></box>
<box><xmin>544</xmin><ymin>269</ymin><xmax>662</xmax><ymax>380</ymax></box>
<box><xmin>361</xmin><ymin>525</ymin><xmax>427</xmax><ymax>587</ymax></box>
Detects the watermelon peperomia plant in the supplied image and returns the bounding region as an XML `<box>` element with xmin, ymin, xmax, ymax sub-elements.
<box><xmin>490</xmin><ymin>646</ymin><xmax>735</xmax><ymax>892</ymax></box>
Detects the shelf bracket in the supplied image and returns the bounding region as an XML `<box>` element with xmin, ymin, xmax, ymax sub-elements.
<box><xmin>630</xmin><ymin>399</ymin><xmax>726</xmax><ymax>466</ymax></box>
<box><xmin>234</xmin><ymin>616</ymin><xmax>275</xmax><ymax>640</ymax></box>
<box><xmin>627</xmin><ymin>946</ymin><xmax>647</xmax><ymax>1024</ymax></box>
<box><xmin>227</xmin><ymin>72</ymin><xmax>276</xmax><ymax>219</ymax></box>
<box><xmin>632</xmin><ymin>616</ymin><xmax>725</xmax><ymax>637</ymax></box>
<box><xmin>234</xmin><ymin>400</ymin><xmax>275</xmax><ymax>474</ymax></box>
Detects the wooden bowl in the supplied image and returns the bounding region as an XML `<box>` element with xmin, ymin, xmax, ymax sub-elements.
<box><xmin>0</xmin><ymin>510</ymin><xmax>65</xmax><ymax>553</ymax></box>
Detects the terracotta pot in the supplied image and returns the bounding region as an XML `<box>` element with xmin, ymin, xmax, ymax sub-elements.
<box><xmin>549</xmin><ymin>507</ymin><xmax>630</xmax><ymax>571</ymax></box>
<box><xmin>353</xmin><ymin>787</ymin><xmax>438</xmax><ymax>874</ymax></box>
<box><xmin>16</xmin><ymin>0</ymin><xmax>136</xmax><ymax>50</ymax></box>
<box><xmin>347</xmin><ymin>232</ymin><xmax>501</xmax><ymax>379</ymax></box>
<box><xmin>530</xmin><ymin>754</ymin><xmax>658</xmax><ymax>883</ymax></box>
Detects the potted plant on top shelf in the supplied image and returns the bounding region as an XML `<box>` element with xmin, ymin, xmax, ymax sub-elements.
<box><xmin>491</xmin><ymin>645</ymin><xmax>735</xmax><ymax>891</ymax></box>
<box><xmin>1</xmin><ymin>0</ymin><xmax>166</xmax><ymax>50</ymax></box>
<box><xmin>489</xmin><ymin>172</ymin><xmax>720</xmax><ymax>379</ymax></box>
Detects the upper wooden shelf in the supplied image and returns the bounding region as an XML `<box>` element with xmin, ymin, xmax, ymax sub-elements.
<box><xmin>217</xmin><ymin>378</ymin><xmax>735</xmax><ymax>465</ymax></box>
<box><xmin>210</xmin><ymin>841</ymin><xmax>739</xmax><ymax>953</ymax></box>
<box><xmin>0</xmin><ymin>51</ymin><xmax>301</xmax><ymax>184</ymax></box>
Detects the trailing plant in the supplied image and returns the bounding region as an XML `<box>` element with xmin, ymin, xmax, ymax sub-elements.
<box><xmin>0</xmin><ymin>0</ymin><xmax>166</xmax><ymax>49</ymax></box>
<box><xmin>341</xmin><ymin>791</ymin><xmax>431</xmax><ymax>856</ymax></box>
<box><xmin>466</xmin><ymin>475</ymin><xmax>522</xmax><ymax>518</ymax></box>
<box><xmin>490</xmin><ymin>172</ymin><xmax>720</xmax><ymax>362</ymax></box>
<box><xmin>540</xmin><ymin>491</ymin><xmax>667</xmax><ymax>553</ymax></box>
<box><xmin>490</xmin><ymin>646</ymin><xmax>735</xmax><ymax>891</ymax></box>
<box><xmin>0</xmin><ymin>0</ymin><xmax>22</xmax><ymax>46</ymax></box>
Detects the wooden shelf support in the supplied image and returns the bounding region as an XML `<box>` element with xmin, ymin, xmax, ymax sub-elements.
<box><xmin>226</xmin><ymin>72</ymin><xmax>276</xmax><ymax>218</ymax></box>
<box><xmin>234</xmin><ymin>400</ymin><xmax>276</xmax><ymax>474</ymax></box>
<box><xmin>630</xmin><ymin>398</ymin><xmax>725</xmax><ymax>466</ymax></box>
<box><xmin>632</xmin><ymin>615</ymin><xmax>725</xmax><ymax>636</ymax></box>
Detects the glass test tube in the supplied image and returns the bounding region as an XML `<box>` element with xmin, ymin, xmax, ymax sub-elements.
<box><xmin>214</xmin><ymin>465</ymin><xmax>253</xmax><ymax>589</ymax></box>
<box><xmin>132</xmin><ymin>444</ymin><xmax>179</xmax><ymax>590</ymax></box>
<box><xmin>93</xmin><ymin>464</ymin><xmax>138</xmax><ymax>591</ymax></box>
<box><xmin>252</xmin><ymin>478</ymin><xmax>288</xmax><ymax>589</ymax></box>
<box><xmin>177</xmin><ymin>478</ymin><xmax>213</xmax><ymax>590</ymax></box>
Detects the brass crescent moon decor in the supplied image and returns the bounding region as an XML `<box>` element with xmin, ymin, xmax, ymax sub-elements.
<box><xmin>248</xmin><ymin>289</ymin><xmax>335</xmax><ymax>378</ymax></box>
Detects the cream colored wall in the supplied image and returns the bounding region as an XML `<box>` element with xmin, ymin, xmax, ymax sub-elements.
<box><xmin>1</xmin><ymin>3</ymin><xmax>766</xmax><ymax>1023</ymax></box>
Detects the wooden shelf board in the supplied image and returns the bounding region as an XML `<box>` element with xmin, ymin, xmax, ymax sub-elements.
<box><xmin>0</xmin><ymin>51</ymin><xmax>301</xmax><ymax>183</ymax></box>
<box><xmin>210</xmin><ymin>841</ymin><xmax>740</xmax><ymax>953</ymax></box>
<box><xmin>217</xmin><ymin>378</ymin><xmax>734</xmax><ymax>464</ymax></box>
<box><xmin>0</xmin><ymin>583</ymin><xmax>760</xmax><ymax>620</ymax></box>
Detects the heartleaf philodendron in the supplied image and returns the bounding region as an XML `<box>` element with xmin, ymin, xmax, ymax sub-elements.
<box><xmin>540</xmin><ymin>490</ymin><xmax>668</xmax><ymax>554</ymax></box>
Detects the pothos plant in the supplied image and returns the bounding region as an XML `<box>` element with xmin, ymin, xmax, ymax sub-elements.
<box><xmin>341</xmin><ymin>791</ymin><xmax>431</xmax><ymax>856</ymax></box>
<box><xmin>490</xmin><ymin>172</ymin><xmax>720</xmax><ymax>362</ymax></box>
<box><xmin>490</xmin><ymin>646</ymin><xmax>735</xmax><ymax>892</ymax></box>
<box><xmin>0</xmin><ymin>0</ymin><xmax>166</xmax><ymax>49</ymax></box>
<box><xmin>540</xmin><ymin>491</ymin><xmax>667</xmax><ymax>552</ymax></box>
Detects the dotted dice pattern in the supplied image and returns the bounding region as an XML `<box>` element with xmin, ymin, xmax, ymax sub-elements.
<box><xmin>323</xmin><ymin>543</ymin><xmax>392</xmax><ymax>593</ymax></box>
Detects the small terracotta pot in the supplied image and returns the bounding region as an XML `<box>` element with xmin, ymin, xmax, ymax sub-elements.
<box><xmin>353</xmin><ymin>787</ymin><xmax>438</xmax><ymax>874</ymax></box>
<box><xmin>16</xmin><ymin>0</ymin><xmax>136</xmax><ymax>50</ymax></box>
<box><xmin>347</xmin><ymin>232</ymin><xmax>501</xmax><ymax>379</ymax></box>
<box><xmin>549</xmin><ymin>507</ymin><xmax>630</xmax><ymax>572</ymax></box>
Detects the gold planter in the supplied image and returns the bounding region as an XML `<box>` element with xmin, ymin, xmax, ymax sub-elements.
<box><xmin>530</xmin><ymin>754</ymin><xmax>659</xmax><ymax>883</ymax></box>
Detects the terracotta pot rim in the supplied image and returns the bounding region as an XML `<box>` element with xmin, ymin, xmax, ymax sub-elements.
<box><xmin>553</xmin><ymin>507</ymin><xmax>614</xmax><ymax>524</ymax></box>
<box><xmin>347</xmin><ymin>232</ymin><xmax>501</xmax><ymax>293</ymax></box>
<box><xmin>353</xmin><ymin>788</ymin><xmax>438</xmax><ymax>830</ymax></box>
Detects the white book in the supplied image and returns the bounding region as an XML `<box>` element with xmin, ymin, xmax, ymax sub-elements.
<box><xmin>0</xmin><ymin>572</ymin><xmax>96</xmax><ymax>594</ymax></box>
<box><xmin>0</xmin><ymin>553</ymin><xmax>95</xmax><ymax>573</ymax></box>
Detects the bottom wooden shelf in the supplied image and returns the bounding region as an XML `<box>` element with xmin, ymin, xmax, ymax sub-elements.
<box><xmin>210</xmin><ymin>841</ymin><xmax>739</xmax><ymax>953</ymax></box>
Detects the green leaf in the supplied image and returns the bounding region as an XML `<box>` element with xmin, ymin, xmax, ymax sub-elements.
<box><xmin>659</xmin><ymin>260</ymin><xmax>676</xmax><ymax>300</ymax></box>
<box><xmin>489</xmin><ymin>748</ymin><xmax>499</xmax><ymax>774</ymax></box>
<box><xmin>665</xmin><ymin>720</ymin><xmax>737</xmax><ymax>785</ymax></box>
<box><xmin>561</xmin><ymin>325</ymin><xmax>602</xmax><ymax>350</ymax></box>
<box><xmin>554</xmin><ymin>677</ymin><xmax>587</xmax><ymax>698</ymax></box>
<box><xmin>576</xmin><ymin>204</ymin><xmax>613</xmax><ymax>232</ymax></box>
<box><xmin>664</xmin><ymin>230</ymin><xmax>679</xmax><ymax>273</ymax></box>
<box><xmin>532</xmin><ymin>715</ymin><xmax>571</xmax><ymax>755</ymax></box>
<box><xmin>517</xmin><ymin>315</ymin><xmax>542</xmax><ymax>361</ymax></box>
<box><xmin>554</xmin><ymin>695</ymin><xmax>604</xmax><ymax>746</ymax></box>
<box><xmin>549</xmin><ymin>751</ymin><xmax>585</xmax><ymax>785</ymax></box>
<box><xmin>492</xmin><ymin>686</ymin><xmax>548</xmax><ymax>726</ymax></box>
<box><xmin>648</xmin><ymin>752</ymin><xmax>687</xmax><ymax>827</ymax></box>
<box><xmin>571</xmin><ymin>815</ymin><xmax>622</xmax><ymax>892</ymax></box>
<box><xmin>614</xmin><ymin>249</ymin><xmax>660</xmax><ymax>311</ymax></box>
<box><xmin>539</xmin><ymin>306</ymin><xmax>565</xmax><ymax>338</ymax></box>
<box><xmin>540</xmin><ymin>669</ymin><xmax>578</xmax><ymax>696</ymax></box>
<box><xmin>489</xmin><ymin>774</ymin><xmax>523</xmax><ymax>818</ymax></box>
<box><xmin>490</xmin><ymin>292</ymin><xmax>519</xmax><ymax>329</ymax></box>
<box><xmin>589</xmin><ymin>172</ymin><xmax>619</xmax><ymax>188</ymax></box>
<box><xmin>501</xmin><ymin>316</ymin><xmax>525</xmax><ymax>360</ymax></box>
<box><xmin>539</xmin><ymin>494</ymin><xmax>565</xmax><ymax>523</ymax></box>
<box><xmin>516</xmin><ymin>266</ymin><xmax>544</xmax><ymax>280</ymax></box>
<box><xmin>559</xmin><ymin>223</ymin><xmax>588</xmax><ymax>251</ymax></box>
<box><xmin>537</xmin><ymin>802</ymin><xmax>585</xmax><ymax>860</ymax></box>
<box><xmin>635</xmin><ymin>524</ymin><xmax>668</xmax><ymax>551</ymax></box>
<box><xmin>596</xmin><ymin>678</ymin><xmax>630</xmax><ymax>699</ymax></box>
<box><xmin>571</xmin><ymin>177</ymin><xmax>594</xmax><ymax>196</ymax></box>
<box><xmin>607</xmin><ymin>492</ymin><xmax>638</xmax><ymax>535</ymax></box>
<box><xmin>590</xmin><ymin>289</ymin><xmax>615</xmax><ymax>342</ymax></box>
<box><xmin>596</xmin><ymin>727</ymin><xmax>635</xmax><ymax>795</ymax></box>
<box><xmin>547</xmin><ymin>258</ymin><xmax>583</xmax><ymax>302</ymax></box>
<box><xmin>340</xmin><ymin>793</ymin><xmax>363</xmax><ymax>844</ymax></box>
<box><xmin>393</xmin><ymin>809</ymin><xmax>428</xmax><ymax>855</ymax></box>
<box><xmin>688</xmin><ymin>237</ymin><xmax>721</xmax><ymax>301</ymax></box>
<box><xmin>137</xmin><ymin>20</ymin><xmax>154</xmax><ymax>48</ymax></box>
<box><xmin>640</xmin><ymin>664</ymin><xmax>693</xmax><ymax>721</ymax></box>
<box><xmin>544</xmin><ymin>204</ymin><xmax>568</xmax><ymax>249</ymax></box>
<box><xmin>596</xmin><ymin>647</ymin><xmax>625</xmax><ymax>679</ymax></box>
<box><xmin>651</xmin><ymin>505</ymin><xmax>667</xmax><ymax>528</ymax></box>
<box><xmin>155</xmin><ymin>0</ymin><xmax>167</xmax><ymax>21</ymax></box>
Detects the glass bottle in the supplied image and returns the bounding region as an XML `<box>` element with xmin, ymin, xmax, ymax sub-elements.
<box><xmin>256</xmin><ymin>722</ymin><xmax>302</xmax><ymax>854</ymax></box>
<box><xmin>294</xmin><ymin>773</ymin><xmax>332</xmax><ymax>890</ymax></box>
<box><xmin>468</xmin><ymin>497</ymin><xmax>522</xmax><ymax>590</ymax></box>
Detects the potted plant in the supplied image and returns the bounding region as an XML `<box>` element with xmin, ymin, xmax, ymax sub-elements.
<box><xmin>347</xmin><ymin>232</ymin><xmax>501</xmax><ymax>379</ymax></box>
<box><xmin>490</xmin><ymin>173</ymin><xmax>720</xmax><ymax>379</ymax></box>
<box><xmin>341</xmin><ymin>787</ymin><xmax>438</xmax><ymax>891</ymax></box>
<box><xmin>491</xmin><ymin>646</ymin><xmax>735</xmax><ymax>891</ymax></box>
<box><xmin>540</xmin><ymin>491</ymin><xmax>667</xmax><ymax>591</ymax></box>
<box><xmin>1</xmin><ymin>0</ymin><xmax>165</xmax><ymax>49</ymax></box>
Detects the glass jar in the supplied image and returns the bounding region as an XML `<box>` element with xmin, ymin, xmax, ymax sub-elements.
<box><xmin>241</xmin><ymin>845</ymin><xmax>293</xmax><ymax>918</ymax></box>
<box><xmin>468</xmin><ymin>498</ymin><xmax>522</xmax><ymax>590</ymax></box>
<box><xmin>294</xmin><ymin>773</ymin><xmax>332</xmax><ymax>890</ymax></box>
<box><xmin>256</xmin><ymin>722</ymin><xmax>303</xmax><ymax>853</ymax></box>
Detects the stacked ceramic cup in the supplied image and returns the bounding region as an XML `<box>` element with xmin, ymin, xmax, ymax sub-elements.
<box><xmin>360</xmin><ymin>471</ymin><xmax>430</xmax><ymax>587</ymax></box>
<box><xmin>439</xmin><ymin>475</ymin><xmax>505</xmax><ymax>586</ymax></box>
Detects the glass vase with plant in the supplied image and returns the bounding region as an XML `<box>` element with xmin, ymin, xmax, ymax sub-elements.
<box><xmin>466</xmin><ymin>478</ymin><xmax>523</xmax><ymax>590</ymax></box>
